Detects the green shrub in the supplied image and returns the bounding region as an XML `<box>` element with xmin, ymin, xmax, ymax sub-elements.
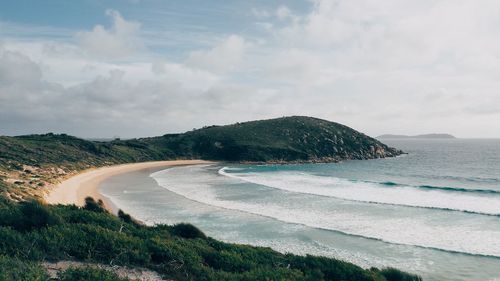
<box><xmin>170</xmin><ymin>223</ymin><xmax>207</xmax><ymax>239</ymax></box>
<box><xmin>0</xmin><ymin>201</ymin><xmax>421</xmax><ymax>281</ymax></box>
<box><xmin>287</xmin><ymin>255</ymin><xmax>376</xmax><ymax>281</ymax></box>
<box><xmin>0</xmin><ymin>255</ymin><xmax>50</xmax><ymax>281</ymax></box>
<box><xmin>117</xmin><ymin>209</ymin><xmax>133</xmax><ymax>224</ymax></box>
<box><xmin>0</xmin><ymin>227</ymin><xmax>28</xmax><ymax>258</ymax></box>
<box><xmin>14</xmin><ymin>200</ymin><xmax>62</xmax><ymax>231</ymax></box>
<box><xmin>83</xmin><ymin>197</ymin><xmax>107</xmax><ymax>213</ymax></box>
<box><xmin>380</xmin><ymin>268</ymin><xmax>423</xmax><ymax>281</ymax></box>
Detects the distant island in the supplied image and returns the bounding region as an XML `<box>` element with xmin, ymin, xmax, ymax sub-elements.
<box><xmin>377</xmin><ymin>133</ymin><xmax>456</xmax><ymax>139</ymax></box>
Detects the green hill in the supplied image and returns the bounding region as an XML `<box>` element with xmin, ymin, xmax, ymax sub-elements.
<box><xmin>0</xmin><ymin>116</ymin><xmax>402</xmax><ymax>199</ymax></box>
<box><xmin>143</xmin><ymin>116</ymin><xmax>402</xmax><ymax>162</ymax></box>
<box><xmin>0</xmin><ymin>134</ymin><xmax>165</xmax><ymax>199</ymax></box>
<box><xmin>0</xmin><ymin>133</ymin><xmax>162</xmax><ymax>170</ymax></box>
<box><xmin>1</xmin><ymin>116</ymin><xmax>401</xmax><ymax>168</ymax></box>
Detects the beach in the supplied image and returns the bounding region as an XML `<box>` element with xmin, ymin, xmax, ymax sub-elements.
<box><xmin>99</xmin><ymin>139</ymin><xmax>500</xmax><ymax>281</ymax></box>
<box><xmin>44</xmin><ymin>160</ymin><xmax>212</xmax><ymax>213</ymax></box>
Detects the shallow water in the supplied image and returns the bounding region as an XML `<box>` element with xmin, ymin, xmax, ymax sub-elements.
<box><xmin>101</xmin><ymin>139</ymin><xmax>500</xmax><ymax>281</ymax></box>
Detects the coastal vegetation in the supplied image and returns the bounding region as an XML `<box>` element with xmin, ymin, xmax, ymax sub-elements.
<box><xmin>0</xmin><ymin>116</ymin><xmax>420</xmax><ymax>280</ymax></box>
<box><xmin>0</xmin><ymin>116</ymin><xmax>401</xmax><ymax>199</ymax></box>
<box><xmin>147</xmin><ymin>116</ymin><xmax>402</xmax><ymax>162</ymax></box>
<box><xmin>1</xmin><ymin>116</ymin><xmax>401</xmax><ymax>168</ymax></box>
<box><xmin>0</xmin><ymin>198</ymin><xmax>421</xmax><ymax>280</ymax></box>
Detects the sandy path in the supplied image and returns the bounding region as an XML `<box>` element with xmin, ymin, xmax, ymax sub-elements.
<box><xmin>44</xmin><ymin>160</ymin><xmax>213</xmax><ymax>213</ymax></box>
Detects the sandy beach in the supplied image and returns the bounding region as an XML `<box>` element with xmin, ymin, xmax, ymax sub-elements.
<box><xmin>44</xmin><ymin>160</ymin><xmax>213</xmax><ymax>213</ymax></box>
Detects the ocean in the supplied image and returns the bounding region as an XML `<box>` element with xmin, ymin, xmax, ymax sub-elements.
<box><xmin>100</xmin><ymin>139</ymin><xmax>500</xmax><ymax>281</ymax></box>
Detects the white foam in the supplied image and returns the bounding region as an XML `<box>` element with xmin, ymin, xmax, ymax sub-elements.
<box><xmin>218</xmin><ymin>167</ymin><xmax>500</xmax><ymax>216</ymax></box>
<box><xmin>150</xmin><ymin>166</ymin><xmax>500</xmax><ymax>257</ymax></box>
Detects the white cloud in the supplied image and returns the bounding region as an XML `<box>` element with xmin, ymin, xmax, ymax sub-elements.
<box><xmin>0</xmin><ymin>49</ymin><xmax>42</xmax><ymax>85</ymax></box>
<box><xmin>0</xmin><ymin>48</ymin><xmax>211</xmax><ymax>137</ymax></box>
<box><xmin>252</xmin><ymin>5</ymin><xmax>295</xmax><ymax>21</ymax></box>
<box><xmin>2</xmin><ymin>3</ymin><xmax>500</xmax><ymax>138</ymax></box>
<box><xmin>0</xmin><ymin>42</ymin><xmax>245</xmax><ymax>137</ymax></box>
<box><xmin>251</xmin><ymin>8</ymin><xmax>271</xmax><ymax>19</ymax></box>
<box><xmin>186</xmin><ymin>35</ymin><xmax>246</xmax><ymax>74</ymax></box>
<box><xmin>76</xmin><ymin>9</ymin><xmax>142</xmax><ymax>58</ymax></box>
<box><xmin>266</xmin><ymin>49</ymin><xmax>322</xmax><ymax>83</ymax></box>
<box><xmin>276</xmin><ymin>5</ymin><xmax>292</xmax><ymax>20</ymax></box>
<box><xmin>251</xmin><ymin>0</ymin><xmax>500</xmax><ymax>137</ymax></box>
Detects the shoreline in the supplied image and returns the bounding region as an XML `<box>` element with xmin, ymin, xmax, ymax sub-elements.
<box><xmin>44</xmin><ymin>160</ymin><xmax>214</xmax><ymax>214</ymax></box>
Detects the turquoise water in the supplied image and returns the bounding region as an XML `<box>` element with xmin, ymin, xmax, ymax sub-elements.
<box><xmin>101</xmin><ymin>139</ymin><xmax>500</xmax><ymax>281</ymax></box>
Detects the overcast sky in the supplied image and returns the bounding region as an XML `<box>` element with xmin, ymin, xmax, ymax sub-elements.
<box><xmin>1</xmin><ymin>0</ymin><xmax>500</xmax><ymax>138</ymax></box>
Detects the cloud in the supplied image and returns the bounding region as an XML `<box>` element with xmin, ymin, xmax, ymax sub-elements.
<box><xmin>76</xmin><ymin>9</ymin><xmax>142</xmax><ymax>58</ymax></box>
<box><xmin>0</xmin><ymin>49</ymin><xmax>42</xmax><ymax>85</ymax></box>
<box><xmin>251</xmin><ymin>8</ymin><xmax>271</xmax><ymax>19</ymax></box>
<box><xmin>266</xmin><ymin>49</ymin><xmax>322</xmax><ymax>83</ymax></box>
<box><xmin>251</xmin><ymin>0</ymin><xmax>500</xmax><ymax>136</ymax></box>
<box><xmin>276</xmin><ymin>5</ymin><xmax>292</xmax><ymax>20</ymax></box>
<box><xmin>2</xmin><ymin>3</ymin><xmax>500</xmax><ymax>138</ymax></box>
<box><xmin>0</xmin><ymin>44</ymin><xmax>256</xmax><ymax>138</ymax></box>
<box><xmin>252</xmin><ymin>5</ymin><xmax>295</xmax><ymax>21</ymax></box>
<box><xmin>186</xmin><ymin>35</ymin><xmax>246</xmax><ymax>74</ymax></box>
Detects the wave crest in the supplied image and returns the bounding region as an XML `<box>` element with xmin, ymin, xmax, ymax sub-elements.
<box><xmin>151</xmin><ymin>166</ymin><xmax>500</xmax><ymax>258</ymax></box>
<box><xmin>218</xmin><ymin>167</ymin><xmax>500</xmax><ymax>216</ymax></box>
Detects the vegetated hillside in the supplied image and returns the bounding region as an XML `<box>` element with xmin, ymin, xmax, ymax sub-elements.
<box><xmin>0</xmin><ymin>116</ymin><xmax>402</xmax><ymax>199</ymax></box>
<box><xmin>0</xmin><ymin>116</ymin><xmax>401</xmax><ymax>168</ymax></box>
<box><xmin>143</xmin><ymin>116</ymin><xmax>402</xmax><ymax>162</ymax></box>
<box><xmin>0</xmin><ymin>134</ymin><xmax>167</xmax><ymax>200</ymax></box>
<box><xmin>0</xmin><ymin>133</ymin><xmax>163</xmax><ymax>170</ymax></box>
<box><xmin>0</xmin><ymin>197</ymin><xmax>422</xmax><ymax>281</ymax></box>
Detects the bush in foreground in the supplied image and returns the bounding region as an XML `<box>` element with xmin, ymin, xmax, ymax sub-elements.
<box><xmin>83</xmin><ymin>197</ymin><xmax>107</xmax><ymax>213</ymax></box>
<box><xmin>0</xmin><ymin>198</ymin><xmax>422</xmax><ymax>281</ymax></box>
<box><xmin>380</xmin><ymin>268</ymin><xmax>423</xmax><ymax>281</ymax></box>
<box><xmin>170</xmin><ymin>223</ymin><xmax>207</xmax><ymax>239</ymax></box>
<box><xmin>0</xmin><ymin>255</ymin><xmax>50</xmax><ymax>281</ymax></box>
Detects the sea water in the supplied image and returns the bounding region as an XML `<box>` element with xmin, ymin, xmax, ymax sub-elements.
<box><xmin>100</xmin><ymin>139</ymin><xmax>500</xmax><ymax>281</ymax></box>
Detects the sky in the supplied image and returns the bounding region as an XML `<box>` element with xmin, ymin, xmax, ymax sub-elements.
<box><xmin>1</xmin><ymin>0</ymin><xmax>500</xmax><ymax>138</ymax></box>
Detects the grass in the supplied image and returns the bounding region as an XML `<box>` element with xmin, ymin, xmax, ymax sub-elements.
<box><xmin>0</xmin><ymin>198</ymin><xmax>422</xmax><ymax>281</ymax></box>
